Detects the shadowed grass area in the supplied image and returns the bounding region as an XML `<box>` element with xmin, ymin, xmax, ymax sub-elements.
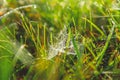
<box><xmin>1</xmin><ymin>0</ymin><xmax>120</xmax><ymax>80</ymax></box>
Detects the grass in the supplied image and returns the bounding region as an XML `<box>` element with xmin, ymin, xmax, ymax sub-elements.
<box><xmin>0</xmin><ymin>0</ymin><xmax>120</xmax><ymax>80</ymax></box>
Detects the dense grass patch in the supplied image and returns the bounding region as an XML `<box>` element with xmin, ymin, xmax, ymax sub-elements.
<box><xmin>1</xmin><ymin>0</ymin><xmax>120</xmax><ymax>80</ymax></box>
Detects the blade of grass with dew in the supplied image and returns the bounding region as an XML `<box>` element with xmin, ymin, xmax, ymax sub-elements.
<box><xmin>0</xmin><ymin>4</ymin><xmax>37</xmax><ymax>20</ymax></box>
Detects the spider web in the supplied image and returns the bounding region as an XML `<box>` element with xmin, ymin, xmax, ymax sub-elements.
<box><xmin>47</xmin><ymin>27</ymin><xmax>84</xmax><ymax>59</ymax></box>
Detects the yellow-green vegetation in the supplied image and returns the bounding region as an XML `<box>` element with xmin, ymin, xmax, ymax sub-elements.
<box><xmin>0</xmin><ymin>0</ymin><xmax>120</xmax><ymax>80</ymax></box>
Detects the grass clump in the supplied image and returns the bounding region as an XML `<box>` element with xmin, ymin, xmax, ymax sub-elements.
<box><xmin>1</xmin><ymin>0</ymin><xmax>120</xmax><ymax>80</ymax></box>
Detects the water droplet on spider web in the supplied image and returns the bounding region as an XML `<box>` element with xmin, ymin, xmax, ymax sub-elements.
<box><xmin>48</xmin><ymin>27</ymin><xmax>67</xmax><ymax>59</ymax></box>
<box><xmin>47</xmin><ymin>27</ymin><xmax>84</xmax><ymax>59</ymax></box>
<box><xmin>33</xmin><ymin>5</ymin><xmax>37</xmax><ymax>9</ymax></box>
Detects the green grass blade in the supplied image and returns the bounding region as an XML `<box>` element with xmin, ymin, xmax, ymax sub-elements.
<box><xmin>83</xmin><ymin>18</ymin><xmax>105</xmax><ymax>36</ymax></box>
<box><xmin>96</xmin><ymin>22</ymin><xmax>115</xmax><ymax>68</ymax></box>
